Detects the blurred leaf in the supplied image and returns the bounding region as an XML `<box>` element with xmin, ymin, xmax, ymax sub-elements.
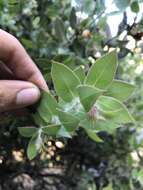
<box><xmin>70</xmin><ymin>7</ymin><xmax>77</xmax><ymax>29</ymax></box>
<box><xmin>54</xmin><ymin>17</ymin><xmax>66</xmax><ymax>42</ymax></box>
<box><xmin>115</xmin><ymin>0</ymin><xmax>131</xmax><ymax>10</ymax></box>
<box><xmin>95</xmin><ymin>0</ymin><xmax>105</xmax><ymax>14</ymax></box>
<box><xmin>131</xmin><ymin>1</ymin><xmax>140</xmax><ymax>13</ymax></box>
<box><xmin>74</xmin><ymin>66</ymin><xmax>85</xmax><ymax>83</ymax></box>
<box><xmin>51</xmin><ymin>61</ymin><xmax>80</xmax><ymax>102</ymax></box>
<box><xmin>103</xmin><ymin>184</ymin><xmax>113</xmax><ymax>190</ymax></box>
<box><xmin>77</xmin><ymin>85</ymin><xmax>103</xmax><ymax>112</ymax></box>
<box><xmin>85</xmin><ymin>129</ymin><xmax>103</xmax><ymax>142</ymax></box>
<box><xmin>8</xmin><ymin>0</ymin><xmax>18</xmax><ymax>5</ymax></box>
<box><xmin>18</xmin><ymin>127</ymin><xmax>38</xmax><ymax>138</ymax></box>
<box><xmin>96</xmin><ymin>96</ymin><xmax>135</xmax><ymax>124</ymax></box>
<box><xmin>105</xmin><ymin>80</ymin><xmax>135</xmax><ymax>101</ymax></box>
<box><xmin>85</xmin><ymin>51</ymin><xmax>117</xmax><ymax>89</ymax></box>
<box><xmin>21</xmin><ymin>38</ymin><xmax>33</xmax><ymax>49</ymax></box>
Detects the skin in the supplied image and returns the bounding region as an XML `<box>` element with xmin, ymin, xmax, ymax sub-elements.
<box><xmin>0</xmin><ymin>29</ymin><xmax>48</xmax><ymax>112</ymax></box>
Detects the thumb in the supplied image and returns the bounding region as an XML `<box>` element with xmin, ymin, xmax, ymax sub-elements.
<box><xmin>0</xmin><ymin>80</ymin><xmax>40</xmax><ymax>112</ymax></box>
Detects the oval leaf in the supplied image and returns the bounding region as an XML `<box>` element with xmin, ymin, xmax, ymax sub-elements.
<box><xmin>115</xmin><ymin>0</ymin><xmax>131</xmax><ymax>10</ymax></box>
<box><xmin>95</xmin><ymin>120</ymin><xmax>119</xmax><ymax>134</ymax></box>
<box><xmin>74</xmin><ymin>66</ymin><xmax>85</xmax><ymax>83</ymax></box>
<box><xmin>57</xmin><ymin>109</ymin><xmax>79</xmax><ymax>132</ymax></box>
<box><xmin>37</xmin><ymin>91</ymin><xmax>59</xmax><ymax>123</ymax></box>
<box><xmin>54</xmin><ymin>18</ymin><xmax>66</xmax><ymax>42</ymax></box>
<box><xmin>77</xmin><ymin>85</ymin><xmax>104</xmax><ymax>112</ymax></box>
<box><xmin>18</xmin><ymin>127</ymin><xmax>38</xmax><ymax>138</ymax></box>
<box><xmin>57</xmin><ymin>126</ymin><xmax>72</xmax><ymax>138</ymax></box>
<box><xmin>27</xmin><ymin>133</ymin><xmax>41</xmax><ymax>160</ymax></box>
<box><xmin>131</xmin><ymin>1</ymin><xmax>139</xmax><ymax>13</ymax></box>
<box><xmin>105</xmin><ymin>80</ymin><xmax>135</xmax><ymax>101</ymax></box>
<box><xmin>51</xmin><ymin>61</ymin><xmax>81</xmax><ymax>102</ymax></box>
<box><xmin>85</xmin><ymin>51</ymin><xmax>117</xmax><ymax>89</ymax></box>
<box><xmin>42</xmin><ymin>124</ymin><xmax>61</xmax><ymax>136</ymax></box>
<box><xmin>96</xmin><ymin>96</ymin><xmax>134</xmax><ymax>124</ymax></box>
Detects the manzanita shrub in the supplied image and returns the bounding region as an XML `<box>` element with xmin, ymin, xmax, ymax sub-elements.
<box><xmin>18</xmin><ymin>50</ymin><xmax>135</xmax><ymax>160</ymax></box>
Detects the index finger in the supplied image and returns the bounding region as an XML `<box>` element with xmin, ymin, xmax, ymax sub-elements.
<box><xmin>0</xmin><ymin>29</ymin><xmax>48</xmax><ymax>91</ymax></box>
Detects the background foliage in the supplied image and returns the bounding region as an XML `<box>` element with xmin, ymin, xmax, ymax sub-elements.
<box><xmin>0</xmin><ymin>0</ymin><xmax>143</xmax><ymax>189</ymax></box>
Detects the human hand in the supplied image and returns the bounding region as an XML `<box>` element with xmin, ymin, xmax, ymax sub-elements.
<box><xmin>0</xmin><ymin>29</ymin><xmax>48</xmax><ymax>113</ymax></box>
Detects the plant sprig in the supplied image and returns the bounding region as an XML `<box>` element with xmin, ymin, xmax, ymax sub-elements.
<box><xmin>18</xmin><ymin>50</ymin><xmax>135</xmax><ymax>160</ymax></box>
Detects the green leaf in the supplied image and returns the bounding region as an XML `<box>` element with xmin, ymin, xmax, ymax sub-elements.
<box><xmin>79</xmin><ymin>114</ymin><xmax>96</xmax><ymax>130</ymax></box>
<box><xmin>27</xmin><ymin>133</ymin><xmax>42</xmax><ymax>160</ymax></box>
<box><xmin>103</xmin><ymin>184</ymin><xmax>113</xmax><ymax>190</ymax></box>
<box><xmin>54</xmin><ymin>17</ymin><xmax>66</xmax><ymax>42</ymax></box>
<box><xmin>80</xmin><ymin>115</ymin><xmax>119</xmax><ymax>134</ymax></box>
<box><xmin>57</xmin><ymin>109</ymin><xmax>79</xmax><ymax>132</ymax></box>
<box><xmin>96</xmin><ymin>96</ymin><xmax>134</xmax><ymax>124</ymax></box>
<box><xmin>115</xmin><ymin>0</ymin><xmax>131</xmax><ymax>10</ymax></box>
<box><xmin>18</xmin><ymin>127</ymin><xmax>38</xmax><ymax>138</ymax></box>
<box><xmin>77</xmin><ymin>85</ymin><xmax>103</xmax><ymax>111</ymax></box>
<box><xmin>51</xmin><ymin>61</ymin><xmax>81</xmax><ymax>102</ymax></box>
<box><xmin>75</xmin><ymin>0</ymin><xmax>96</xmax><ymax>14</ymax></box>
<box><xmin>57</xmin><ymin>126</ymin><xmax>72</xmax><ymax>138</ymax></box>
<box><xmin>74</xmin><ymin>66</ymin><xmax>85</xmax><ymax>83</ymax></box>
<box><xmin>32</xmin><ymin>112</ymin><xmax>48</xmax><ymax>126</ymax></box>
<box><xmin>59</xmin><ymin>97</ymin><xmax>86</xmax><ymax>120</ymax></box>
<box><xmin>85</xmin><ymin>51</ymin><xmax>117</xmax><ymax>89</ymax></box>
<box><xmin>70</xmin><ymin>7</ymin><xmax>77</xmax><ymax>29</ymax></box>
<box><xmin>131</xmin><ymin>1</ymin><xmax>140</xmax><ymax>13</ymax></box>
<box><xmin>105</xmin><ymin>80</ymin><xmax>135</xmax><ymax>101</ymax></box>
<box><xmin>37</xmin><ymin>91</ymin><xmax>58</xmax><ymax>123</ymax></box>
<box><xmin>42</xmin><ymin>124</ymin><xmax>61</xmax><ymax>136</ymax></box>
<box><xmin>95</xmin><ymin>120</ymin><xmax>119</xmax><ymax>134</ymax></box>
<box><xmin>85</xmin><ymin>129</ymin><xmax>103</xmax><ymax>142</ymax></box>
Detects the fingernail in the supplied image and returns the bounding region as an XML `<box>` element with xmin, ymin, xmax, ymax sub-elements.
<box><xmin>16</xmin><ymin>88</ymin><xmax>40</xmax><ymax>106</ymax></box>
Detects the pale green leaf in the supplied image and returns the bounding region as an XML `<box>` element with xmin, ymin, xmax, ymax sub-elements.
<box><xmin>51</xmin><ymin>61</ymin><xmax>81</xmax><ymax>102</ymax></box>
<box><xmin>105</xmin><ymin>80</ymin><xmax>135</xmax><ymax>101</ymax></box>
<box><xmin>96</xmin><ymin>96</ymin><xmax>134</xmax><ymax>124</ymax></box>
<box><xmin>85</xmin><ymin>51</ymin><xmax>117</xmax><ymax>89</ymax></box>
<box><xmin>95</xmin><ymin>120</ymin><xmax>119</xmax><ymax>134</ymax></box>
<box><xmin>18</xmin><ymin>127</ymin><xmax>38</xmax><ymax>138</ymax></box>
<box><xmin>59</xmin><ymin>97</ymin><xmax>86</xmax><ymax>121</ymax></box>
<box><xmin>37</xmin><ymin>91</ymin><xmax>58</xmax><ymax>123</ymax></box>
<box><xmin>57</xmin><ymin>109</ymin><xmax>79</xmax><ymax>132</ymax></box>
<box><xmin>27</xmin><ymin>133</ymin><xmax>41</xmax><ymax>160</ymax></box>
<box><xmin>77</xmin><ymin>85</ymin><xmax>103</xmax><ymax>111</ymax></box>
<box><xmin>57</xmin><ymin>126</ymin><xmax>72</xmax><ymax>138</ymax></box>
<box><xmin>79</xmin><ymin>114</ymin><xmax>96</xmax><ymax>130</ymax></box>
<box><xmin>74</xmin><ymin>66</ymin><xmax>85</xmax><ymax>83</ymax></box>
<box><xmin>32</xmin><ymin>112</ymin><xmax>48</xmax><ymax>126</ymax></box>
<box><xmin>85</xmin><ymin>129</ymin><xmax>103</xmax><ymax>142</ymax></box>
<box><xmin>42</xmin><ymin>124</ymin><xmax>61</xmax><ymax>136</ymax></box>
<box><xmin>115</xmin><ymin>0</ymin><xmax>131</xmax><ymax>10</ymax></box>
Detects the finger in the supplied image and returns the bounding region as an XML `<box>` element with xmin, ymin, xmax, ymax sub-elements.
<box><xmin>0</xmin><ymin>80</ymin><xmax>40</xmax><ymax>113</ymax></box>
<box><xmin>0</xmin><ymin>61</ymin><xmax>14</xmax><ymax>79</ymax></box>
<box><xmin>0</xmin><ymin>29</ymin><xmax>48</xmax><ymax>90</ymax></box>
